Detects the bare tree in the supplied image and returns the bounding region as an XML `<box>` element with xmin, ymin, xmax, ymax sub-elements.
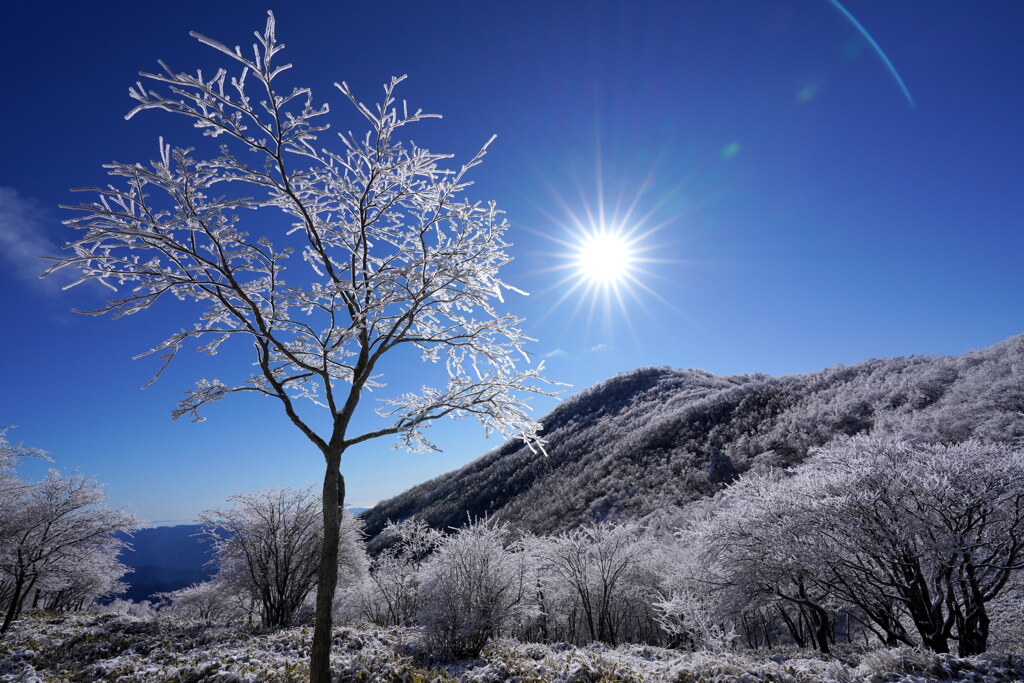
<box><xmin>50</xmin><ymin>13</ymin><xmax>553</xmax><ymax>679</ymax></box>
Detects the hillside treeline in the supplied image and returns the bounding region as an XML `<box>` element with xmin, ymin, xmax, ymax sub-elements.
<box><xmin>161</xmin><ymin>435</ymin><xmax>1024</xmax><ymax>662</ymax></box>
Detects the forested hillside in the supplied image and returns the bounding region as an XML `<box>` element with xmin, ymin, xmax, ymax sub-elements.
<box><xmin>363</xmin><ymin>333</ymin><xmax>1024</xmax><ymax>545</ymax></box>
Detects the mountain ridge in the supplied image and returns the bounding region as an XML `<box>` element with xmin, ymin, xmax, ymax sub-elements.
<box><xmin>362</xmin><ymin>334</ymin><xmax>1024</xmax><ymax>547</ymax></box>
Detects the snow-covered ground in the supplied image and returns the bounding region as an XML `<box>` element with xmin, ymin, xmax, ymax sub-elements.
<box><xmin>2</xmin><ymin>612</ymin><xmax>1023</xmax><ymax>682</ymax></box>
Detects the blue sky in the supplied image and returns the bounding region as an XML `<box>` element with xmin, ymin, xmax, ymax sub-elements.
<box><xmin>1</xmin><ymin>1</ymin><xmax>1021</xmax><ymax>524</ymax></box>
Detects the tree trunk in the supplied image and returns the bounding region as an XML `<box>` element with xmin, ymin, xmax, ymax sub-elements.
<box><xmin>956</xmin><ymin>558</ymin><xmax>991</xmax><ymax>656</ymax></box>
<box><xmin>536</xmin><ymin>584</ymin><xmax>549</xmax><ymax>642</ymax></box>
<box><xmin>777</xmin><ymin>605</ymin><xmax>806</xmax><ymax>648</ymax></box>
<box><xmin>760</xmin><ymin>609</ymin><xmax>773</xmax><ymax>650</ymax></box>
<box><xmin>0</xmin><ymin>574</ymin><xmax>25</xmax><ymax>634</ymax></box>
<box><xmin>957</xmin><ymin>605</ymin><xmax>990</xmax><ymax>656</ymax></box>
<box><xmin>808</xmin><ymin>605</ymin><xmax>831</xmax><ymax>655</ymax></box>
<box><xmin>309</xmin><ymin>456</ymin><xmax>344</xmax><ymax>683</ymax></box>
<box><xmin>902</xmin><ymin>561</ymin><xmax>951</xmax><ymax>654</ymax></box>
<box><xmin>741</xmin><ymin>612</ymin><xmax>756</xmax><ymax>649</ymax></box>
<box><xmin>17</xmin><ymin>577</ymin><xmax>36</xmax><ymax>621</ymax></box>
<box><xmin>906</xmin><ymin>595</ymin><xmax>950</xmax><ymax>653</ymax></box>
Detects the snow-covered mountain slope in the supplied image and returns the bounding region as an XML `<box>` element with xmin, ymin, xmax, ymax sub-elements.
<box><xmin>362</xmin><ymin>333</ymin><xmax>1024</xmax><ymax>547</ymax></box>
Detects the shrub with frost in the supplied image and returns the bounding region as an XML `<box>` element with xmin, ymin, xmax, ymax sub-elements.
<box><xmin>337</xmin><ymin>517</ymin><xmax>440</xmax><ymax>627</ymax></box>
<box><xmin>155</xmin><ymin>577</ymin><xmax>249</xmax><ymax>624</ymax></box>
<box><xmin>417</xmin><ymin>519</ymin><xmax>535</xmax><ymax>660</ymax></box>
<box><xmin>199</xmin><ymin>487</ymin><xmax>369</xmax><ymax>628</ymax></box>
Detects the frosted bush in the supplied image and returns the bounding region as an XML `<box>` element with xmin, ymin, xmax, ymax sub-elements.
<box><xmin>98</xmin><ymin>599</ymin><xmax>157</xmax><ymax>619</ymax></box>
<box><xmin>417</xmin><ymin>520</ymin><xmax>535</xmax><ymax>660</ymax></box>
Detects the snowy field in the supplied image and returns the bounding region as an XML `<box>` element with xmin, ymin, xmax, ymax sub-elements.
<box><xmin>2</xmin><ymin>612</ymin><xmax>1023</xmax><ymax>682</ymax></box>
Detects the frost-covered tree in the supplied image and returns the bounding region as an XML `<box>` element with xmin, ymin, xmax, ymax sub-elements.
<box><xmin>0</xmin><ymin>469</ymin><xmax>134</xmax><ymax>633</ymax></box>
<box><xmin>51</xmin><ymin>13</ymin><xmax>553</xmax><ymax>679</ymax></box>
<box><xmin>156</xmin><ymin>577</ymin><xmax>250</xmax><ymax>624</ymax></box>
<box><xmin>802</xmin><ymin>439</ymin><xmax>1024</xmax><ymax>656</ymax></box>
<box><xmin>31</xmin><ymin>543</ymin><xmax>130</xmax><ymax>613</ymax></box>
<box><xmin>690</xmin><ymin>438</ymin><xmax>1024</xmax><ymax>656</ymax></box>
<box><xmin>651</xmin><ymin>536</ymin><xmax>737</xmax><ymax>651</ymax></box>
<box><xmin>200</xmin><ymin>487</ymin><xmax>367</xmax><ymax>628</ymax></box>
<box><xmin>0</xmin><ymin>429</ymin><xmax>46</xmax><ymax>474</ymax></box>
<box><xmin>686</xmin><ymin>472</ymin><xmax>839</xmax><ymax>654</ymax></box>
<box><xmin>0</xmin><ymin>429</ymin><xmax>47</xmax><ymax>554</ymax></box>
<box><xmin>345</xmin><ymin>517</ymin><xmax>440</xmax><ymax>627</ymax></box>
<box><xmin>653</xmin><ymin>589</ymin><xmax>736</xmax><ymax>652</ymax></box>
<box><xmin>528</xmin><ymin>522</ymin><xmax>660</xmax><ymax>646</ymax></box>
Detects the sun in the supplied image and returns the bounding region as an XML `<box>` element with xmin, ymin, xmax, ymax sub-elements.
<box><xmin>575</xmin><ymin>229</ymin><xmax>634</xmax><ymax>286</ymax></box>
<box><xmin>521</xmin><ymin>164</ymin><xmax>686</xmax><ymax>336</ymax></box>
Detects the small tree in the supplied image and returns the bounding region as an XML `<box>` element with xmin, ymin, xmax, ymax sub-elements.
<box><xmin>355</xmin><ymin>517</ymin><xmax>441</xmax><ymax>627</ymax></box>
<box><xmin>652</xmin><ymin>535</ymin><xmax>736</xmax><ymax>651</ymax></box>
<box><xmin>686</xmin><ymin>471</ymin><xmax>839</xmax><ymax>654</ymax></box>
<box><xmin>200</xmin><ymin>486</ymin><xmax>367</xmax><ymax>627</ymax></box>
<box><xmin>51</xmin><ymin>13</ymin><xmax>552</xmax><ymax>680</ymax></box>
<box><xmin>529</xmin><ymin>522</ymin><xmax>659</xmax><ymax>646</ymax></box>
<box><xmin>202</xmin><ymin>487</ymin><xmax>316</xmax><ymax>628</ymax></box>
<box><xmin>156</xmin><ymin>578</ymin><xmax>249</xmax><ymax>624</ymax></box>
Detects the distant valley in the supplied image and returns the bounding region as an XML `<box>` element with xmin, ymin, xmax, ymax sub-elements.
<box><xmin>119</xmin><ymin>509</ymin><xmax>370</xmax><ymax>602</ymax></box>
<box><xmin>116</xmin><ymin>525</ymin><xmax>212</xmax><ymax>602</ymax></box>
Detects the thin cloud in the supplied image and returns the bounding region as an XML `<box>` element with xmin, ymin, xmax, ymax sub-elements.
<box><xmin>543</xmin><ymin>348</ymin><xmax>569</xmax><ymax>359</ymax></box>
<box><xmin>589</xmin><ymin>344</ymin><xmax>609</xmax><ymax>353</ymax></box>
<box><xmin>0</xmin><ymin>187</ymin><xmax>64</xmax><ymax>290</ymax></box>
<box><xmin>145</xmin><ymin>518</ymin><xmax>199</xmax><ymax>527</ymax></box>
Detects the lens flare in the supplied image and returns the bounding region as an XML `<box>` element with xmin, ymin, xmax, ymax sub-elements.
<box><xmin>828</xmin><ymin>0</ymin><xmax>915</xmax><ymax>107</ymax></box>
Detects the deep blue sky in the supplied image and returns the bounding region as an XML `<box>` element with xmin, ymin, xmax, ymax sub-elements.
<box><xmin>1</xmin><ymin>1</ymin><xmax>1021</xmax><ymax>523</ymax></box>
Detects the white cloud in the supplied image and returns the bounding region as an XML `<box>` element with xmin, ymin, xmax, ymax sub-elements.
<box><xmin>543</xmin><ymin>348</ymin><xmax>569</xmax><ymax>359</ymax></box>
<box><xmin>589</xmin><ymin>343</ymin><xmax>609</xmax><ymax>353</ymax></box>
<box><xmin>0</xmin><ymin>187</ymin><xmax>62</xmax><ymax>289</ymax></box>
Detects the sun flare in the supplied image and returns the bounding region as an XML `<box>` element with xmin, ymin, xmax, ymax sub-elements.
<box><xmin>525</xmin><ymin>168</ymin><xmax>685</xmax><ymax>336</ymax></box>
<box><xmin>576</xmin><ymin>230</ymin><xmax>634</xmax><ymax>286</ymax></box>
